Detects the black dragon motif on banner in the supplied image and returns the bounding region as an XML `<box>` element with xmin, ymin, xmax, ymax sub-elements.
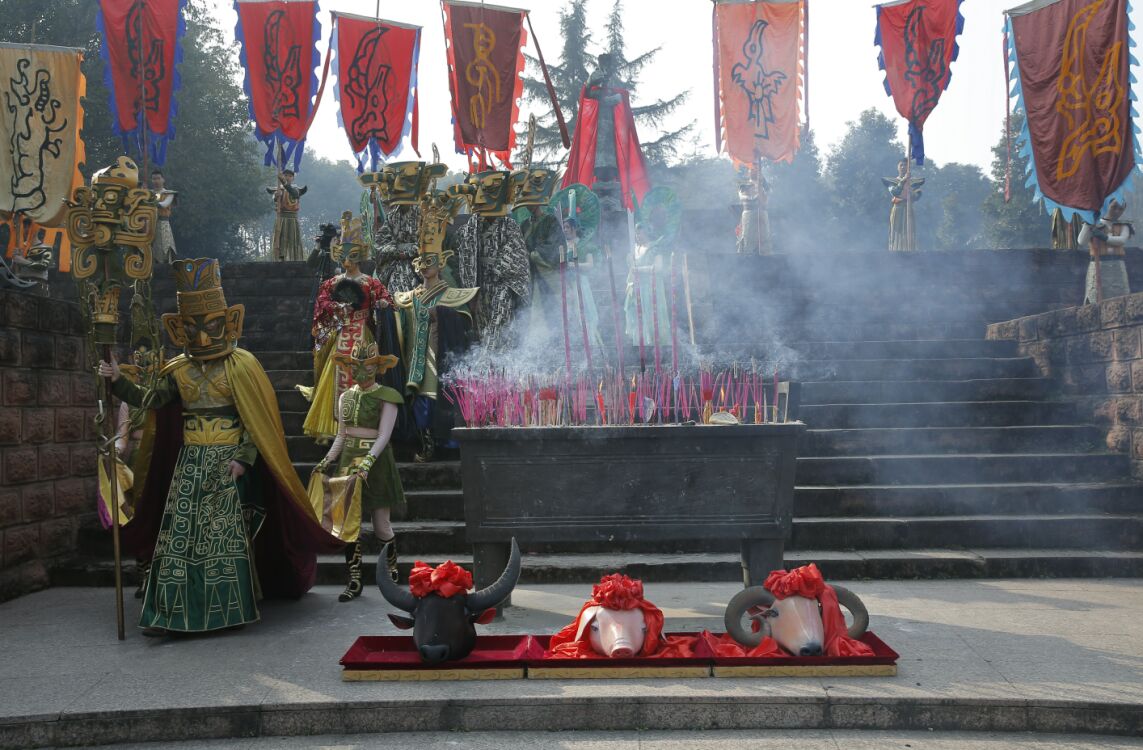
<box><xmin>345</xmin><ymin>25</ymin><xmax>393</xmax><ymax>146</ymax></box>
<box><xmin>731</xmin><ymin>19</ymin><xmax>787</xmax><ymax>139</ymax></box>
<box><xmin>126</xmin><ymin>0</ymin><xmax>166</xmax><ymax>117</ymax></box>
<box><xmin>902</xmin><ymin>4</ymin><xmax>946</xmax><ymax>127</ymax></box>
<box><xmin>5</xmin><ymin>57</ymin><xmax>67</xmax><ymax>214</ymax></box>
<box><xmin>264</xmin><ymin>9</ymin><xmax>304</xmax><ymax>123</ymax></box>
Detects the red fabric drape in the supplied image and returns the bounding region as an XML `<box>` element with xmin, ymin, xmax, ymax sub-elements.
<box><xmin>763</xmin><ymin>564</ymin><xmax>874</xmax><ymax>658</ymax></box>
<box><xmin>1009</xmin><ymin>0</ymin><xmax>1135</xmax><ymax>213</ymax></box>
<box><xmin>333</xmin><ymin>12</ymin><xmax>419</xmax><ymax>158</ymax></box>
<box><xmin>441</xmin><ymin>0</ymin><xmax>526</xmax><ymax>165</ymax></box>
<box><xmin>715</xmin><ymin>1</ymin><xmax>804</xmax><ymax>165</ymax></box>
<box><xmin>561</xmin><ymin>88</ymin><xmax>650</xmax><ymax>211</ymax></box>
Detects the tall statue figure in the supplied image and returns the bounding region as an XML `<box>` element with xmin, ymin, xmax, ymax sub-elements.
<box><xmin>268</xmin><ymin>168</ymin><xmax>308</xmax><ymax>261</ymax></box>
<box><xmin>311</xmin><ymin>340</ymin><xmax>406</xmax><ymax>600</ymax></box>
<box><xmin>736</xmin><ymin>166</ymin><xmax>771</xmax><ymax>256</ymax></box>
<box><xmin>882</xmin><ymin>159</ymin><xmax>923</xmax><ymax>252</ymax></box>
<box><xmin>150</xmin><ymin>169</ymin><xmax>178</xmax><ymax>264</ymax></box>
<box><xmin>371</xmin><ymin>161</ymin><xmax>448</xmax><ymax>293</ymax></box>
<box><xmin>99</xmin><ymin>259</ymin><xmax>340</xmax><ymax>636</ymax></box>
<box><xmin>1078</xmin><ymin>200</ymin><xmax>1134</xmax><ymax>305</ymax></box>
<box><xmin>299</xmin><ymin>212</ymin><xmax>393</xmax><ymax>443</ymax></box>
<box><xmin>394</xmin><ymin>191</ymin><xmax>477</xmax><ymax>462</ymax></box>
<box><xmin>452</xmin><ymin>170</ymin><xmax>530</xmax><ymax>349</ymax></box>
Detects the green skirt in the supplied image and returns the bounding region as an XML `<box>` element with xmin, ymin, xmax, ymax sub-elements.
<box><xmin>140</xmin><ymin>444</ymin><xmax>260</xmax><ymax>633</ymax></box>
<box><xmin>335</xmin><ymin>442</ymin><xmax>406</xmax><ymax>515</ymax></box>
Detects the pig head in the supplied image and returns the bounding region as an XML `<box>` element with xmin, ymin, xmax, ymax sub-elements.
<box><xmin>575</xmin><ymin>606</ymin><xmax>649</xmax><ymax>658</ymax></box>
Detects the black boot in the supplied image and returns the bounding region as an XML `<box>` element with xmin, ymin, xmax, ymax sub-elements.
<box><xmin>381</xmin><ymin>536</ymin><xmax>399</xmax><ymax>582</ymax></box>
<box><xmin>414</xmin><ymin>429</ymin><xmax>435</xmax><ymax>463</ymax></box>
<box><xmin>134</xmin><ymin>558</ymin><xmax>151</xmax><ymax>600</ymax></box>
<box><xmin>338</xmin><ymin>541</ymin><xmax>363</xmax><ymax>602</ymax></box>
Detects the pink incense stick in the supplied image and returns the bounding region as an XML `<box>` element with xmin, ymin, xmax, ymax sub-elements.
<box><xmin>560</xmin><ymin>247</ymin><xmax>572</xmax><ymax>383</ymax></box>
<box><xmin>670</xmin><ymin>253</ymin><xmax>679</xmax><ymax>373</ymax></box>
<box><xmin>634</xmin><ymin>268</ymin><xmax>647</xmax><ymax>374</ymax></box>
<box><xmin>651</xmin><ymin>264</ymin><xmax>662</xmax><ymax>376</ymax></box>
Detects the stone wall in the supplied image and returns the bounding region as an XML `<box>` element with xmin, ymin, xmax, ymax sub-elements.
<box><xmin>0</xmin><ymin>290</ymin><xmax>97</xmax><ymax>601</ymax></box>
<box><xmin>987</xmin><ymin>292</ymin><xmax>1143</xmax><ymax>478</ymax></box>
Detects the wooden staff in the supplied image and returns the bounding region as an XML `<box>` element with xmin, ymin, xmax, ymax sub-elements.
<box><xmin>682</xmin><ymin>253</ymin><xmax>696</xmax><ymax>346</ymax></box>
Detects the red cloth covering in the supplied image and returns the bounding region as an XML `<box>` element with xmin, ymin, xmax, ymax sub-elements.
<box><xmin>311</xmin><ymin>275</ymin><xmax>392</xmax><ymax>345</ymax></box>
<box><xmin>700</xmin><ymin>630</ymin><xmax>785</xmax><ymax>658</ymax></box>
<box><xmin>763</xmin><ymin>564</ymin><xmax>873</xmax><ymax>657</ymax></box>
<box><xmin>546</xmin><ymin>574</ymin><xmax>697</xmax><ymax>659</ymax></box>
<box><xmin>561</xmin><ymin>88</ymin><xmax>650</xmax><ymax>211</ymax></box>
<box><xmin>409</xmin><ymin>560</ymin><xmax>473</xmax><ymax>599</ymax></box>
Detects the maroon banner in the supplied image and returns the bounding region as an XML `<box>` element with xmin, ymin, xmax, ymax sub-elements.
<box><xmin>97</xmin><ymin>0</ymin><xmax>184</xmax><ymax>164</ymax></box>
<box><xmin>235</xmin><ymin>0</ymin><xmax>321</xmax><ymax>167</ymax></box>
<box><xmin>442</xmin><ymin>0</ymin><xmax>526</xmax><ymax>164</ymax></box>
<box><xmin>333</xmin><ymin>12</ymin><xmax>420</xmax><ymax>165</ymax></box>
<box><xmin>1008</xmin><ymin>0</ymin><xmax>1136</xmax><ymax>215</ymax></box>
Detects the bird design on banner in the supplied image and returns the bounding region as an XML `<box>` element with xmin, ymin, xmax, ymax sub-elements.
<box><xmin>125</xmin><ymin>0</ymin><xmax>165</xmax><ymax>117</ymax></box>
<box><xmin>902</xmin><ymin>4</ymin><xmax>947</xmax><ymax>133</ymax></box>
<box><xmin>345</xmin><ymin>25</ymin><xmax>393</xmax><ymax>145</ymax></box>
<box><xmin>1055</xmin><ymin>0</ymin><xmax>1124</xmax><ymax>181</ymax></box>
<box><xmin>731</xmin><ymin>19</ymin><xmax>788</xmax><ymax>138</ymax></box>
<box><xmin>263</xmin><ymin>9</ymin><xmax>303</xmax><ymax>123</ymax></box>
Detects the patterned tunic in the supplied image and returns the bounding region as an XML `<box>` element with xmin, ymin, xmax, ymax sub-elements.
<box><xmin>374</xmin><ymin>204</ymin><xmax>422</xmax><ymax>293</ymax></box>
<box><xmin>456</xmin><ymin>215</ymin><xmax>531</xmax><ymax>349</ymax></box>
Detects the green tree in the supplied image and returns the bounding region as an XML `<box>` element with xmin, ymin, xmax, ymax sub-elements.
<box><xmin>521</xmin><ymin>0</ymin><xmax>692</xmax><ymax>166</ymax></box>
<box><xmin>980</xmin><ymin>110</ymin><xmax>1049</xmax><ymax>249</ymax></box>
<box><xmin>0</xmin><ymin>0</ymin><xmax>270</xmax><ymax>261</ymax></box>
<box><xmin>929</xmin><ymin>162</ymin><xmax>991</xmax><ymax>250</ymax></box>
<box><xmin>763</xmin><ymin>128</ymin><xmax>841</xmax><ymax>254</ymax></box>
<box><xmin>823</xmin><ymin>109</ymin><xmax>905</xmax><ymax>251</ymax></box>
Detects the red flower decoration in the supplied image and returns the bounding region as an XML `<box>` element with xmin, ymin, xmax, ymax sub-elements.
<box><xmin>764</xmin><ymin>563</ymin><xmax>826</xmax><ymax>600</ymax></box>
<box><xmin>409</xmin><ymin>560</ymin><xmax>473</xmax><ymax>598</ymax></box>
<box><xmin>590</xmin><ymin>573</ymin><xmax>644</xmax><ymax>611</ymax></box>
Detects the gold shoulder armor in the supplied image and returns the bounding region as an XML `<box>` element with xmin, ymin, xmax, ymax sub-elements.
<box><xmin>158</xmin><ymin>354</ymin><xmax>191</xmax><ymax>377</ymax></box>
<box><xmin>393</xmin><ymin>290</ymin><xmax>415</xmax><ymax>309</ymax></box>
<box><xmin>438</xmin><ymin>287</ymin><xmax>479</xmax><ymax>308</ymax></box>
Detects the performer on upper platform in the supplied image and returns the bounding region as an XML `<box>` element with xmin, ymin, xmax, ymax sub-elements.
<box><xmin>268</xmin><ymin>169</ymin><xmax>308</xmax><ymax>261</ymax></box>
<box><xmin>452</xmin><ymin>170</ymin><xmax>529</xmax><ymax>349</ymax></box>
<box><xmin>99</xmin><ymin>258</ymin><xmax>340</xmax><ymax>637</ymax></box>
<box><xmin>514</xmin><ymin>167</ymin><xmax>566</xmax><ymax>342</ymax></box>
<box><xmin>311</xmin><ymin>340</ymin><xmax>406</xmax><ymax>600</ymax></box>
<box><xmin>882</xmin><ymin>159</ymin><xmax>923</xmax><ymax>252</ymax></box>
<box><xmin>1079</xmin><ymin>200</ymin><xmax>1134</xmax><ymax>305</ymax></box>
<box><xmin>150</xmin><ymin>169</ymin><xmax>178</xmax><ymax>264</ymax></box>
<box><xmin>371</xmin><ymin>161</ymin><xmax>449</xmax><ymax>294</ymax></box>
<box><xmin>299</xmin><ymin>212</ymin><xmax>393</xmax><ymax>443</ymax></box>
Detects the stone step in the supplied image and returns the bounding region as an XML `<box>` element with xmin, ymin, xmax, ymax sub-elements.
<box><xmin>791</xmin><ymin>357</ymin><xmax>1038</xmax><ymax>381</ymax></box>
<box><xmin>792</xmin><ymin>339</ymin><xmax>1019</xmax><ymax>360</ymax></box>
<box><xmin>52</xmin><ymin>548</ymin><xmax>1143</xmax><ymax>589</ymax></box>
<box><xmin>801</xmin><ymin>425</ymin><xmax>1105</xmax><ymax>455</ymax></box>
<box><xmin>800</xmin><ymin>378</ymin><xmax>1053</xmax><ymax>405</ymax></box>
<box><xmin>797</xmin><ymin>400</ymin><xmax>1077</xmax><ymax>428</ymax></box>
<box><xmin>266</xmin><ymin>369</ymin><xmax>311</xmax><ymax>391</ymax></box>
<box><xmin>291</xmin><ymin>460</ymin><xmax>462</xmax><ymax>490</ymax></box>
<box><xmin>795</xmin><ymin>482</ymin><xmax>1143</xmax><ymax>517</ymax></box>
<box><xmin>795</xmin><ymin>452</ymin><xmax>1129</xmax><ymax>485</ymax></box>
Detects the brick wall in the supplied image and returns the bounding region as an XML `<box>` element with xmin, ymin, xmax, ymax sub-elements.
<box><xmin>987</xmin><ymin>292</ymin><xmax>1143</xmax><ymax>478</ymax></box>
<box><xmin>0</xmin><ymin>290</ymin><xmax>97</xmax><ymax>601</ymax></box>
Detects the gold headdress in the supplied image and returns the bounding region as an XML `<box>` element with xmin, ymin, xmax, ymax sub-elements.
<box><xmin>414</xmin><ymin>191</ymin><xmax>462</xmax><ymax>273</ymax></box>
<box><xmin>448</xmin><ymin>170</ymin><xmax>515</xmax><ymax>217</ymax></box>
<box><xmin>332</xmin><ymin>338</ymin><xmax>399</xmax><ymax>374</ymax></box>
<box><xmin>330</xmin><ymin>211</ymin><xmax>370</xmax><ymax>264</ymax></box>
<box><xmin>161</xmin><ymin>258</ymin><xmax>244</xmax><ymax>360</ymax></box>
<box><xmin>372</xmin><ymin>161</ymin><xmax>449</xmax><ymax>205</ymax></box>
<box><xmin>66</xmin><ymin>156</ymin><xmax>158</xmax><ymax>281</ymax></box>
<box><xmin>511</xmin><ymin>167</ymin><xmax>560</xmax><ymax>208</ymax></box>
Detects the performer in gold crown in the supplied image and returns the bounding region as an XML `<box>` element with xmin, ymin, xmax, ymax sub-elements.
<box><xmin>394</xmin><ymin>190</ymin><xmax>477</xmax><ymax>462</ymax></box>
<box><xmin>370</xmin><ymin>161</ymin><xmax>447</xmax><ymax>293</ymax></box>
<box><xmin>310</xmin><ymin>340</ymin><xmax>406</xmax><ymax>599</ymax></box>
<box><xmin>298</xmin><ymin>212</ymin><xmax>394</xmax><ymax>443</ymax></box>
<box><xmin>99</xmin><ymin>258</ymin><xmax>340</xmax><ymax>636</ymax></box>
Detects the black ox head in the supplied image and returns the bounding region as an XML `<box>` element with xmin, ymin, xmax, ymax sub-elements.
<box><xmin>377</xmin><ymin>539</ymin><xmax>521</xmax><ymax>664</ymax></box>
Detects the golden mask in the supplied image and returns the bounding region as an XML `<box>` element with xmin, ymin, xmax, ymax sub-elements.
<box><xmin>161</xmin><ymin>259</ymin><xmax>244</xmax><ymax>361</ymax></box>
<box><xmin>330</xmin><ymin>211</ymin><xmax>370</xmax><ymax>265</ymax></box>
<box><xmin>511</xmin><ymin>168</ymin><xmax>559</xmax><ymax>208</ymax></box>
<box><xmin>451</xmin><ymin>170</ymin><xmax>514</xmax><ymax>217</ymax></box>
<box><xmin>66</xmin><ymin>156</ymin><xmax>158</xmax><ymax>281</ymax></box>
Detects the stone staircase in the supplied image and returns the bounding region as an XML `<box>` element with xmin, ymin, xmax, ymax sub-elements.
<box><xmin>60</xmin><ymin>250</ymin><xmax>1143</xmax><ymax>585</ymax></box>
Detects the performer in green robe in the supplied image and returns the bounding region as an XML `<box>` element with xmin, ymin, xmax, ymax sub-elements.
<box><xmin>882</xmin><ymin>159</ymin><xmax>923</xmax><ymax>252</ymax></box>
<box><xmin>311</xmin><ymin>340</ymin><xmax>406</xmax><ymax>600</ymax></box>
<box><xmin>99</xmin><ymin>259</ymin><xmax>339</xmax><ymax>636</ymax></box>
<box><xmin>268</xmin><ymin>169</ymin><xmax>307</xmax><ymax>261</ymax></box>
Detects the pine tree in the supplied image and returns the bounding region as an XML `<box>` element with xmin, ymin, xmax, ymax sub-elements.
<box><xmin>980</xmin><ymin>110</ymin><xmax>1050</xmax><ymax>249</ymax></box>
<box><xmin>521</xmin><ymin>0</ymin><xmax>692</xmax><ymax>166</ymax></box>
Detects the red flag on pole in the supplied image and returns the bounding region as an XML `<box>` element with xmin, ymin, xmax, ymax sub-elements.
<box><xmin>441</xmin><ymin>0</ymin><xmax>527</xmax><ymax>166</ymax></box>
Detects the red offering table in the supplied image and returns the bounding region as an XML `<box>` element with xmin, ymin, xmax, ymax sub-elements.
<box><xmin>710</xmin><ymin>632</ymin><xmax>900</xmax><ymax>678</ymax></box>
<box><xmin>339</xmin><ymin>635</ymin><xmax>537</xmax><ymax>681</ymax></box>
<box><xmin>526</xmin><ymin>633</ymin><xmax>715</xmax><ymax>680</ymax></box>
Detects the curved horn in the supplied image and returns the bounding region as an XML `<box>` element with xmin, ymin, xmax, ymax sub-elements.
<box><xmin>466</xmin><ymin>538</ymin><xmax>521</xmax><ymax>612</ymax></box>
<box><xmin>376</xmin><ymin>544</ymin><xmax>416</xmax><ymax>612</ymax></box>
<box><xmin>723</xmin><ymin>586</ymin><xmax>776</xmax><ymax>647</ymax></box>
<box><xmin>832</xmin><ymin>585</ymin><xmax>869</xmax><ymax>638</ymax></box>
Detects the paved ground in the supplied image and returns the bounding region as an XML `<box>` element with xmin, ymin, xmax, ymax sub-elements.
<box><xmin>70</xmin><ymin>729</ymin><xmax>1143</xmax><ymax>749</ymax></box>
<box><xmin>3</xmin><ymin>579</ymin><xmax>1143</xmax><ymax>747</ymax></box>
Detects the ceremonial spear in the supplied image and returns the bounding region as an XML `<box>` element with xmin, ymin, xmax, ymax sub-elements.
<box><xmin>67</xmin><ymin>159</ymin><xmax>159</xmax><ymax>640</ymax></box>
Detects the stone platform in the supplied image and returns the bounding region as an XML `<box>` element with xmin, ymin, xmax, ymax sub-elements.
<box><xmin>3</xmin><ymin>579</ymin><xmax>1142</xmax><ymax>748</ymax></box>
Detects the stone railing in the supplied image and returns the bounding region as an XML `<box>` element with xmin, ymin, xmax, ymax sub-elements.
<box><xmin>0</xmin><ymin>290</ymin><xmax>97</xmax><ymax>601</ymax></box>
<box><xmin>987</xmin><ymin>292</ymin><xmax>1143</xmax><ymax>478</ymax></box>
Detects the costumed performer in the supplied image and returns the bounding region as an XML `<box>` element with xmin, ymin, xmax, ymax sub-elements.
<box><xmin>99</xmin><ymin>258</ymin><xmax>341</xmax><ymax>636</ymax></box>
<box><xmin>268</xmin><ymin>168</ymin><xmax>308</xmax><ymax>261</ymax></box>
<box><xmin>310</xmin><ymin>339</ymin><xmax>406</xmax><ymax>600</ymax></box>
<box><xmin>1078</xmin><ymin>200</ymin><xmax>1134</xmax><ymax>304</ymax></box>
<box><xmin>150</xmin><ymin>169</ymin><xmax>178</xmax><ymax>264</ymax></box>
<box><xmin>451</xmin><ymin>170</ymin><xmax>530</xmax><ymax>349</ymax></box>
<box><xmin>736</xmin><ymin>166</ymin><xmax>771</xmax><ymax>256</ymax></box>
<box><xmin>372</xmin><ymin>161</ymin><xmax>448</xmax><ymax>293</ymax></box>
<box><xmin>625</xmin><ymin>223</ymin><xmax>670</xmax><ymax>348</ymax></box>
<box><xmin>882</xmin><ymin>159</ymin><xmax>923</xmax><ymax>252</ymax></box>
<box><xmin>1051</xmin><ymin>207</ymin><xmax>1083</xmax><ymax>250</ymax></box>
<box><xmin>297</xmin><ymin>212</ymin><xmax>394</xmax><ymax>443</ymax></box>
<box><xmin>514</xmin><ymin>167</ymin><xmax>567</xmax><ymax>345</ymax></box>
<box><xmin>394</xmin><ymin>190</ymin><xmax>476</xmax><ymax>462</ymax></box>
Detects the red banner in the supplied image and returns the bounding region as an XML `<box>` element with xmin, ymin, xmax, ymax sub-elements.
<box><xmin>875</xmin><ymin>0</ymin><xmax>963</xmax><ymax>164</ymax></box>
<box><xmin>97</xmin><ymin>0</ymin><xmax>185</xmax><ymax>164</ymax></box>
<box><xmin>442</xmin><ymin>0</ymin><xmax>526</xmax><ymax>165</ymax></box>
<box><xmin>1008</xmin><ymin>0</ymin><xmax>1137</xmax><ymax>216</ymax></box>
<box><xmin>715</xmin><ymin>1</ymin><xmax>804</xmax><ymax>165</ymax></box>
<box><xmin>235</xmin><ymin>0</ymin><xmax>321</xmax><ymax>168</ymax></box>
<box><xmin>333</xmin><ymin>12</ymin><xmax>420</xmax><ymax>169</ymax></box>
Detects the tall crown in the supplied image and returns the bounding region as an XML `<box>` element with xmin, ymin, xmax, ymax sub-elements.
<box><xmin>511</xmin><ymin>167</ymin><xmax>560</xmax><ymax>207</ymax></box>
<box><xmin>172</xmin><ymin>258</ymin><xmax>228</xmax><ymax>316</ymax></box>
<box><xmin>416</xmin><ymin>191</ymin><xmax>461</xmax><ymax>269</ymax></box>
<box><xmin>331</xmin><ymin>211</ymin><xmax>370</xmax><ymax>264</ymax></box>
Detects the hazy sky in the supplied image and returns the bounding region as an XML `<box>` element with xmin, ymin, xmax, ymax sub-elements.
<box><xmin>209</xmin><ymin>0</ymin><xmax>1143</xmax><ymax>175</ymax></box>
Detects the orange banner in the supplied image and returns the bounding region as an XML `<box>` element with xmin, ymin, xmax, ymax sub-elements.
<box><xmin>715</xmin><ymin>1</ymin><xmax>804</xmax><ymax>164</ymax></box>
